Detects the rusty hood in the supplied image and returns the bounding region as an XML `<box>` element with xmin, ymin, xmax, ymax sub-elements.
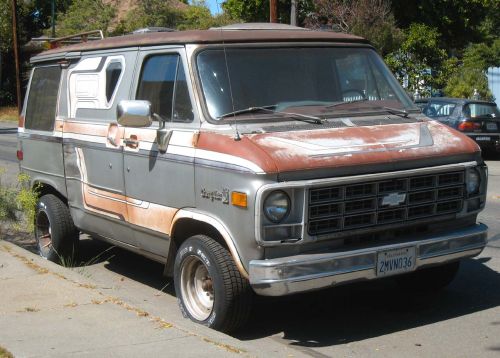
<box><xmin>197</xmin><ymin>120</ymin><xmax>481</xmax><ymax>179</ymax></box>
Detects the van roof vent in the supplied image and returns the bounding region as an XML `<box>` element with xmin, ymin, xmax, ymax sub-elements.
<box><xmin>210</xmin><ymin>23</ymin><xmax>309</xmax><ymax>31</ymax></box>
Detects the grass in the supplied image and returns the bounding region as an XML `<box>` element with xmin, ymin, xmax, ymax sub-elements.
<box><xmin>0</xmin><ymin>346</ymin><xmax>14</xmax><ymax>358</ymax></box>
<box><xmin>0</xmin><ymin>107</ymin><xmax>18</xmax><ymax>122</ymax></box>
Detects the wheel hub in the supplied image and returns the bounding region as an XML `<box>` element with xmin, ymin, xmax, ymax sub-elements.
<box><xmin>180</xmin><ymin>256</ymin><xmax>214</xmax><ymax>321</ymax></box>
<box><xmin>35</xmin><ymin>211</ymin><xmax>52</xmax><ymax>258</ymax></box>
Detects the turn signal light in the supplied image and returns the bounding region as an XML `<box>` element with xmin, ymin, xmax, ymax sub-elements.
<box><xmin>231</xmin><ymin>191</ymin><xmax>247</xmax><ymax>208</ymax></box>
<box><xmin>457</xmin><ymin>121</ymin><xmax>481</xmax><ymax>132</ymax></box>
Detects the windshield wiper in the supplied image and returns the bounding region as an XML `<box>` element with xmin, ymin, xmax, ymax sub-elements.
<box><xmin>217</xmin><ymin>105</ymin><xmax>277</xmax><ymax>119</ymax></box>
<box><xmin>218</xmin><ymin>106</ymin><xmax>324</xmax><ymax>124</ymax></box>
<box><xmin>382</xmin><ymin>106</ymin><xmax>409</xmax><ymax>118</ymax></box>
<box><xmin>325</xmin><ymin>98</ymin><xmax>369</xmax><ymax>108</ymax></box>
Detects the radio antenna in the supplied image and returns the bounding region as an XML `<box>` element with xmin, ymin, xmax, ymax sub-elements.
<box><xmin>215</xmin><ymin>1</ymin><xmax>241</xmax><ymax>141</ymax></box>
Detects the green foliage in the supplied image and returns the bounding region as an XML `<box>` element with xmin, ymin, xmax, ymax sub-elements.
<box><xmin>222</xmin><ymin>0</ymin><xmax>313</xmax><ymax>24</ymax></box>
<box><xmin>0</xmin><ymin>168</ymin><xmax>18</xmax><ymax>223</ymax></box>
<box><xmin>385</xmin><ymin>23</ymin><xmax>446</xmax><ymax>96</ymax></box>
<box><xmin>462</xmin><ymin>38</ymin><xmax>500</xmax><ymax>71</ymax></box>
<box><xmin>0</xmin><ymin>169</ymin><xmax>39</xmax><ymax>233</ymax></box>
<box><xmin>391</xmin><ymin>0</ymin><xmax>498</xmax><ymax>53</ymax></box>
<box><xmin>444</xmin><ymin>67</ymin><xmax>493</xmax><ymax>100</ymax></box>
<box><xmin>55</xmin><ymin>0</ymin><xmax>115</xmax><ymax>36</ymax></box>
<box><xmin>15</xmin><ymin>173</ymin><xmax>39</xmax><ymax>233</ymax></box>
<box><xmin>114</xmin><ymin>0</ymin><xmax>237</xmax><ymax>34</ymax></box>
<box><xmin>222</xmin><ymin>0</ymin><xmax>268</xmax><ymax>22</ymax></box>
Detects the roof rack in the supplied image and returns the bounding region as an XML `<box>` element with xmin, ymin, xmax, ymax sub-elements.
<box><xmin>32</xmin><ymin>30</ymin><xmax>104</xmax><ymax>49</ymax></box>
<box><xmin>210</xmin><ymin>23</ymin><xmax>309</xmax><ymax>31</ymax></box>
<box><xmin>132</xmin><ymin>27</ymin><xmax>176</xmax><ymax>34</ymax></box>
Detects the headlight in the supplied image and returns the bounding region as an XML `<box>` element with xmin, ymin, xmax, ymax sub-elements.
<box><xmin>466</xmin><ymin>169</ymin><xmax>480</xmax><ymax>194</ymax></box>
<box><xmin>263</xmin><ymin>190</ymin><xmax>290</xmax><ymax>223</ymax></box>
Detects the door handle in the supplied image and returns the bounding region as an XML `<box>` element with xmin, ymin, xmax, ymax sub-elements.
<box><xmin>124</xmin><ymin>135</ymin><xmax>139</xmax><ymax>149</ymax></box>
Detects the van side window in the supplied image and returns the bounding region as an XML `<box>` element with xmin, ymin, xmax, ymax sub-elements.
<box><xmin>25</xmin><ymin>66</ymin><xmax>62</xmax><ymax>131</ymax></box>
<box><xmin>106</xmin><ymin>61</ymin><xmax>122</xmax><ymax>102</ymax></box>
<box><xmin>136</xmin><ymin>54</ymin><xmax>193</xmax><ymax>122</ymax></box>
<box><xmin>69</xmin><ymin>56</ymin><xmax>125</xmax><ymax>117</ymax></box>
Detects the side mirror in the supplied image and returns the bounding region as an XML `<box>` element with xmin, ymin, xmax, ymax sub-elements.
<box><xmin>117</xmin><ymin>100</ymin><xmax>153</xmax><ymax>127</ymax></box>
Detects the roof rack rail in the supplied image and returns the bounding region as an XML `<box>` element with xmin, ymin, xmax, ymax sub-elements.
<box><xmin>132</xmin><ymin>27</ymin><xmax>176</xmax><ymax>34</ymax></box>
<box><xmin>32</xmin><ymin>30</ymin><xmax>104</xmax><ymax>49</ymax></box>
<box><xmin>209</xmin><ymin>23</ymin><xmax>309</xmax><ymax>31</ymax></box>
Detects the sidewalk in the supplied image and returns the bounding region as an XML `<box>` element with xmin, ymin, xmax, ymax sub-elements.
<box><xmin>0</xmin><ymin>241</ymin><xmax>296</xmax><ymax>358</ymax></box>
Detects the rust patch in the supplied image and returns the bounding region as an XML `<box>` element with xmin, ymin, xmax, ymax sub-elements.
<box><xmin>197</xmin><ymin>132</ymin><xmax>278</xmax><ymax>173</ymax></box>
<box><xmin>63</xmin><ymin>121</ymin><xmax>108</xmax><ymax>136</ymax></box>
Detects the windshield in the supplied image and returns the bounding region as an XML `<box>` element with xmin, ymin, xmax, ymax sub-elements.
<box><xmin>196</xmin><ymin>46</ymin><xmax>415</xmax><ymax>121</ymax></box>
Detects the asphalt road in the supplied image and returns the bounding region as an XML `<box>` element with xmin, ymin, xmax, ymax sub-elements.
<box><xmin>1</xmin><ymin>124</ymin><xmax>499</xmax><ymax>357</ymax></box>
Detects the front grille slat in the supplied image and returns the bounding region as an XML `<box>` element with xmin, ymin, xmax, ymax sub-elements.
<box><xmin>308</xmin><ymin>170</ymin><xmax>465</xmax><ymax>236</ymax></box>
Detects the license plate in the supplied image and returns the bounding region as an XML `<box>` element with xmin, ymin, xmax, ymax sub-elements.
<box><xmin>475</xmin><ymin>136</ymin><xmax>491</xmax><ymax>141</ymax></box>
<box><xmin>486</xmin><ymin>123</ymin><xmax>498</xmax><ymax>131</ymax></box>
<box><xmin>376</xmin><ymin>247</ymin><xmax>416</xmax><ymax>277</ymax></box>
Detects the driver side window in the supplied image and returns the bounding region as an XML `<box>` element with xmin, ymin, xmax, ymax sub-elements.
<box><xmin>136</xmin><ymin>54</ymin><xmax>194</xmax><ymax>122</ymax></box>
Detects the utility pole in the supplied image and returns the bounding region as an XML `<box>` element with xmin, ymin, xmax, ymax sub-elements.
<box><xmin>290</xmin><ymin>0</ymin><xmax>297</xmax><ymax>26</ymax></box>
<box><xmin>270</xmin><ymin>0</ymin><xmax>278</xmax><ymax>23</ymax></box>
<box><xmin>51</xmin><ymin>0</ymin><xmax>56</xmax><ymax>38</ymax></box>
<box><xmin>10</xmin><ymin>0</ymin><xmax>22</xmax><ymax>114</ymax></box>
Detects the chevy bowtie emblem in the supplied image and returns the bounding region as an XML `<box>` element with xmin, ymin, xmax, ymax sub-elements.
<box><xmin>381</xmin><ymin>192</ymin><xmax>406</xmax><ymax>207</ymax></box>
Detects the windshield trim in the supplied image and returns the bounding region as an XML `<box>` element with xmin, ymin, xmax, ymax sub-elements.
<box><xmin>192</xmin><ymin>43</ymin><xmax>415</xmax><ymax>125</ymax></box>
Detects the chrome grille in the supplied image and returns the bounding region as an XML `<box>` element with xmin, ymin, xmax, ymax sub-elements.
<box><xmin>308</xmin><ymin>170</ymin><xmax>465</xmax><ymax>236</ymax></box>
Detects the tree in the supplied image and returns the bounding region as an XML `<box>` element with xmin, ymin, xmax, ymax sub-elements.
<box><xmin>1</xmin><ymin>0</ymin><xmax>72</xmax><ymax>105</ymax></box>
<box><xmin>391</xmin><ymin>0</ymin><xmax>499</xmax><ymax>53</ymax></box>
<box><xmin>222</xmin><ymin>0</ymin><xmax>314</xmax><ymax>25</ymax></box>
<box><xmin>304</xmin><ymin>0</ymin><xmax>403</xmax><ymax>56</ymax></box>
<box><xmin>55</xmin><ymin>0</ymin><xmax>115</xmax><ymax>36</ymax></box>
<box><xmin>385</xmin><ymin>23</ymin><xmax>446</xmax><ymax>96</ymax></box>
<box><xmin>462</xmin><ymin>38</ymin><xmax>500</xmax><ymax>71</ymax></box>
<box><xmin>445</xmin><ymin>67</ymin><xmax>493</xmax><ymax>100</ymax></box>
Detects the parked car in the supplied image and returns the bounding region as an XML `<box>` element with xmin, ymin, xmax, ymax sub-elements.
<box><xmin>18</xmin><ymin>24</ymin><xmax>488</xmax><ymax>333</ymax></box>
<box><xmin>414</xmin><ymin>98</ymin><xmax>429</xmax><ymax>110</ymax></box>
<box><xmin>422</xmin><ymin>97</ymin><xmax>500</xmax><ymax>152</ymax></box>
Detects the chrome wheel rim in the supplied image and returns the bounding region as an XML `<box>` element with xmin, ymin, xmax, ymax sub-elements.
<box><xmin>35</xmin><ymin>210</ymin><xmax>52</xmax><ymax>258</ymax></box>
<box><xmin>180</xmin><ymin>255</ymin><xmax>214</xmax><ymax>321</ymax></box>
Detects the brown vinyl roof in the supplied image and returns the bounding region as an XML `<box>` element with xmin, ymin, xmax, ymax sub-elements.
<box><xmin>34</xmin><ymin>28</ymin><xmax>369</xmax><ymax>60</ymax></box>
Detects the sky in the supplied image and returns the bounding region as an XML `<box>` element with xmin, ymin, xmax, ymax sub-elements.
<box><xmin>203</xmin><ymin>0</ymin><xmax>222</xmax><ymax>15</ymax></box>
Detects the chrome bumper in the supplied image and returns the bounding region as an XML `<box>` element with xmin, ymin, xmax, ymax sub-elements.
<box><xmin>249</xmin><ymin>223</ymin><xmax>488</xmax><ymax>296</ymax></box>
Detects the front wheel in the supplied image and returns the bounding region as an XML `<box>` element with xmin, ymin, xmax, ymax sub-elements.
<box><xmin>174</xmin><ymin>235</ymin><xmax>252</xmax><ymax>333</ymax></box>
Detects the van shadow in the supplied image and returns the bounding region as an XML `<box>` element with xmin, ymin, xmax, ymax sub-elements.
<box><xmin>15</xmin><ymin>233</ymin><xmax>500</xmax><ymax>346</ymax></box>
<box><xmin>79</xmin><ymin>235</ymin><xmax>500</xmax><ymax>346</ymax></box>
<box><xmin>236</xmin><ymin>255</ymin><xmax>500</xmax><ymax>346</ymax></box>
<box><xmin>77</xmin><ymin>237</ymin><xmax>175</xmax><ymax>295</ymax></box>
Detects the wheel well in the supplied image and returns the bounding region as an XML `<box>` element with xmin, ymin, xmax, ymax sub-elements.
<box><xmin>163</xmin><ymin>218</ymin><xmax>228</xmax><ymax>277</ymax></box>
<box><xmin>35</xmin><ymin>183</ymin><xmax>67</xmax><ymax>205</ymax></box>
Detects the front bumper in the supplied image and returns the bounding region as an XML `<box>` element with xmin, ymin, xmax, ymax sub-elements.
<box><xmin>249</xmin><ymin>223</ymin><xmax>488</xmax><ymax>296</ymax></box>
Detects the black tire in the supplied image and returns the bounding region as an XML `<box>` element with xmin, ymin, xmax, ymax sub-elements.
<box><xmin>174</xmin><ymin>235</ymin><xmax>252</xmax><ymax>333</ymax></box>
<box><xmin>395</xmin><ymin>261</ymin><xmax>460</xmax><ymax>293</ymax></box>
<box><xmin>35</xmin><ymin>194</ymin><xmax>79</xmax><ymax>264</ymax></box>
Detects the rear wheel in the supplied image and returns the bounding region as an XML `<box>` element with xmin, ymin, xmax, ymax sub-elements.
<box><xmin>174</xmin><ymin>235</ymin><xmax>252</xmax><ymax>333</ymax></box>
<box><xmin>35</xmin><ymin>194</ymin><xmax>79</xmax><ymax>264</ymax></box>
<box><xmin>395</xmin><ymin>261</ymin><xmax>460</xmax><ymax>293</ymax></box>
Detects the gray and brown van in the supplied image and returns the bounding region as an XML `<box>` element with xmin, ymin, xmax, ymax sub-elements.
<box><xmin>18</xmin><ymin>23</ymin><xmax>488</xmax><ymax>332</ymax></box>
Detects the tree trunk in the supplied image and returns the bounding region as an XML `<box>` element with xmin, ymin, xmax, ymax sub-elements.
<box><xmin>270</xmin><ymin>0</ymin><xmax>278</xmax><ymax>23</ymax></box>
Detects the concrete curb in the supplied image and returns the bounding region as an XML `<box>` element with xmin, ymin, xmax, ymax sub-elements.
<box><xmin>0</xmin><ymin>240</ymin><xmax>298</xmax><ymax>357</ymax></box>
